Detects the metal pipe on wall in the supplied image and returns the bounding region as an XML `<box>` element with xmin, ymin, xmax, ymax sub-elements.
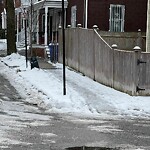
<box><xmin>85</xmin><ymin>0</ymin><xmax>88</xmax><ymax>29</ymax></box>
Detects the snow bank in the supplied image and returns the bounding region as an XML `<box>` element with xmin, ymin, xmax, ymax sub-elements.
<box><xmin>0</xmin><ymin>53</ymin><xmax>150</xmax><ymax>119</ymax></box>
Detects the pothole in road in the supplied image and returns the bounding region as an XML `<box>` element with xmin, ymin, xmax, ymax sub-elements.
<box><xmin>66</xmin><ymin>146</ymin><xmax>120</xmax><ymax>150</ymax></box>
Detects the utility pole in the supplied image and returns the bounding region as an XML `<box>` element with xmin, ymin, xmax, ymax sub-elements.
<box><xmin>24</xmin><ymin>11</ymin><xmax>28</xmax><ymax>68</ymax></box>
<box><xmin>30</xmin><ymin>0</ymin><xmax>33</xmax><ymax>56</ymax></box>
<box><xmin>62</xmin><ymin>0</ymin><xmax>66</xmax><ymax>95</ymax></box>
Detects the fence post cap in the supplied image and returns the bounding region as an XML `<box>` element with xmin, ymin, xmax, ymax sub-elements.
<box><xmin>93</xmin><ymin>25</ymin><xmax>98</xmax><ymax>29</ymax></box>
<box><xmin>67</xmin><ymin>25</ymin><xmax>71</xmax><ymax>28</ymax></box>
<box><xmin>77</xmin><ymin>24</ymin><xmax>82</xmax><ymax>28</ymax></box>
<box><xmin>111</xmin><ymin>44</ymin><xmax>118</xmax><ymax>49</ymax></box>
<box><xmin>93</xmin><ymin>25</ymin><xmax>98</xmax><ymax>28</ymax></box>
<box><xmin>133</xmin><ymin>46</ymin><xmax>141</xmax><ymax>52</ymax></box>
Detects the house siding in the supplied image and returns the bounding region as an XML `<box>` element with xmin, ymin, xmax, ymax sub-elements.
<box><xmin>67</xmin><ymin>0</ymin><xmax>147</xmax><ymax>32</ymax></box>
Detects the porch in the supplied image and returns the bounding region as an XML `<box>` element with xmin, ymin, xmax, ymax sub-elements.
<box><xmin>15</xmin><ymin>0</ymin><xmax>68</xmax><ymax>54</ymax></box>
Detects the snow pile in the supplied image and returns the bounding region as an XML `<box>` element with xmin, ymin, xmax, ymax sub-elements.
<box><xmin>0</xmin><ymin>53</ymin><xmax>150</xmax><ymax>119</ymax></box>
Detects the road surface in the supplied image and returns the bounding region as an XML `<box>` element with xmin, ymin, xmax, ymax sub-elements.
<box><xmin>0</xmin><ymin>71</ymin><xmax>150</xmax><ymax>149</ymax></box>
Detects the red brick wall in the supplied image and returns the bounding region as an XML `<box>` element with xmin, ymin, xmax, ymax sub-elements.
<box><xmin>15</xmin><ymin>0</ymin><xmax>21</xmax><ymax>8</ymax></box>
<box><xmin>67</xmin><ymin>0</ymin><xmax>147</xmax><ymax>32</ymax></box>
<box><xmin>67</xmin><ymin>0</ymin><xmax>84</xmax><ymax>26</ymax></box>
<box><xmin>0</xmin><ymin>0</ymin><xmax>4</xmax><ymax>13</ymax></box>
<box><xmin>32</xmin><ymin>48</ymin><xmax>45</xmax><ymax>58</ymax></box>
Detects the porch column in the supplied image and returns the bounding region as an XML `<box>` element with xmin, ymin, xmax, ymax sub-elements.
<box><xmin>16</xmin><ymin>13</ymin><xmax>19</xmax><ymax>45</ymax></box>
<box><xmin>22</xmin><ymin>17</ymin><xmax>25</xmax><ymax>28</ymax></box>
<box><xmin>44</xmin><ymin>6</ymin><xmax>48</xmax><ymax>45</ymax></box>
<box><xmin>36</xmin><ymin>10</ymin><xmax>39</xmax><ymax>44</ymax></box>
<box><xmin>1</xmin><ymin>12</ymin><xmax>4</xmax><ymax>29</ymax></box>
<box><xmin>2</xmin><ymin>9</ymin><xmax>6</xmax><ymax>29</ymax></box>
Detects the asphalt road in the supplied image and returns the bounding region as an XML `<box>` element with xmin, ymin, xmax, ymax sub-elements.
<box><xmin>0</xmin><ymin>73</ymin><xmax>150</xmax><ymax>150</ymax></box>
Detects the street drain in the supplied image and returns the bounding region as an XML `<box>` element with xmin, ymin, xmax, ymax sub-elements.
<box><xmin>66</xmin><ymin>146</ymin><xmax>120</xmax><ymax>150</ymax></box>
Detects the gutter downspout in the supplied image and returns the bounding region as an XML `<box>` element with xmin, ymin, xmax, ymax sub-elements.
<box><xmin>85</xmin><ymin>0</ymin><xmax>88</xmax><ymax>29</ymax></box>
<box><xmin>146</xmin><ymin>0</ymin><xmax>150</xmax><ymax>52</ymax></box>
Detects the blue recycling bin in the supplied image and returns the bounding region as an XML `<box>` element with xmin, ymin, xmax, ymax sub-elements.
<box><xmin>49</xmin><ymin>43</ymin><xmax>54</xmax><ymax>62</ymax></box>
<box><xmin>49</xmin><ymin>42</ymin><xmax>58</xmax><ymax>63</ymax></box>
<box><xmin>53</xmin><ymin>43</ymin><xmax>58</xmax><ymax>63</ymax></box>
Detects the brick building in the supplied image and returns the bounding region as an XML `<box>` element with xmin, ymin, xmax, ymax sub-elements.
<box><xmin>66</xmin><ymin>0</ymin><xmax>147</xmax><ymax>32</ymax></box>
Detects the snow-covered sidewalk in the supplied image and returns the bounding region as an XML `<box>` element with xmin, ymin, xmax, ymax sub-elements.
<box><xmin>0</xmin><ymin>53</ymin><xmax>150</xmax><ymax>119</ymax></box>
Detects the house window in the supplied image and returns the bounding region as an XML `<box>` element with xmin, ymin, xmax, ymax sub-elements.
<box><xmin>109</xmin><ymin>4</ymin><xmax>125</xmax><ymax>32</ymax></box>
<box><xmin>71</xmin><ymin>5</ymin><xmax>77</xmax><ymax>28</ymax></box>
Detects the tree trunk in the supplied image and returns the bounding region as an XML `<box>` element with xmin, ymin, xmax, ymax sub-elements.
<box><xmin>6</xmin><ymin>0</ymin><xmax>17</xmax><ymax>55</ymax></box>
<box><xmin>146</xmin><ymin>0</ymin><xmax>150</xmax><ymax>52</ymax></box>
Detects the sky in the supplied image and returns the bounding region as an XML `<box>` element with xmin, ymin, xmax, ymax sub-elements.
<box><xmin>0</xmin><ymin>40</ymin><xmax>150</xmax><ymax>120</ymax></box>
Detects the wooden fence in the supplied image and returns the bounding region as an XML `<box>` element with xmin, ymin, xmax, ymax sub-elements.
<box><xmin>58</xmin><ymin>28</ymin><xmax>150</xmax><ymax>96</ymax></box>
<box><xmin>100</xmin><ymin>31</ymin><xmax>146</xmax><ymax>51</ymax></box>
